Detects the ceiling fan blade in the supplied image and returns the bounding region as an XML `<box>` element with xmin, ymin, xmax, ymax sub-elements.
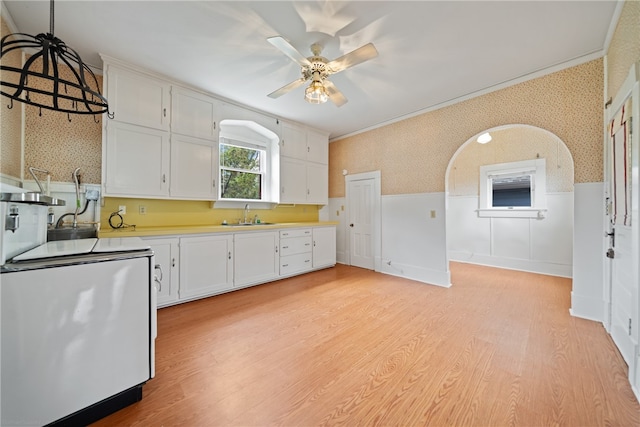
<box><xmin>267</xmin><ymin>36</ymin><xmax>312</xmax><ymax>68</ymax></box>
<box><xmin>323</xmin><ymin>80</ymin><xmax>348</xmax><ymax>107</ymax></box>
<box><xmin>327</xmin><ymin>43</ymin><xmax>378</xmax><ymax>74</ymax></box>
<box><xmin>268</xmin><ymin>78</ymin><xmax>307</xmax><ymax>99</ymax></box>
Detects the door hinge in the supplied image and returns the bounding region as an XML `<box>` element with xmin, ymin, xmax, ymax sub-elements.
<box><xmin>629</xmin><ymin>116</ymin><xmax>633</xmax><ymax>135</ymax></box>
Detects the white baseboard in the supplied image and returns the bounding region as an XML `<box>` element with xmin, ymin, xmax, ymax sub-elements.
<box><xmin>377</xmin><ymin>259</ymin><xmax>451</xmax><ymax>288</ymax></box>
<box><xmin>449</xmin><ymin>251</ymin><xmax>572</xmax><ymax>278</ymax></box>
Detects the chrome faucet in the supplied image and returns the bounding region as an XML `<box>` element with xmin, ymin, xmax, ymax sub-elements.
<box><xmin>72</xmin><ymin>168</ymin><xmax>81</xmax><ymax>228</ymax></box>
<box><xmin>243</xmin><ymin>203</ymin><xmax>250</xmax><ymax>224</ymax></box>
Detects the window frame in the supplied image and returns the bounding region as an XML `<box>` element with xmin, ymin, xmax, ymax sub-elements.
<box><xmin>218</xmin><ymin>140</ymin><xmax>266</xmax><ymax>201</ymax></box>
<box><xmin>477</xmin><ymin>159</ymin><xmax>547</xmax><ymax>218</ymax></box>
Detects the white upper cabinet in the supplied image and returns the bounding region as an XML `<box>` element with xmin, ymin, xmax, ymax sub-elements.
<box><xmin>105</xmin><ymin>63</ymin><xmax>170</xmax><ymax>130</ymax></box>
<box><xmin>280</xmin><ymin>122</ymin><xmax>308</xmax><ymax>160</ymax></box>
<box><xmin>306</xmin><ymin>128</ymin><xmax>329</xmax><ymax>165</ymax></box>
<box><xmin>170</xmin><ymin>134</ymin><xmax>217</xmax><ymax>200</ymax></box>
<box><xmin>306</xmin><ymin>162</ymin><xmax>328</xmax><ymax>205</ymax></box>
<box><xmin>104</xmin><ymin>121</ymin><xmax>170</xmax><ymax>197</ymax></box>
<box><xmin>171</xmin><ymin>87</ymin><xmax>221</xmax><ymax>140</ymax></box>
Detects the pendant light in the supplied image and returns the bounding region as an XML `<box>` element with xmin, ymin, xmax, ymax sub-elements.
<box><xmin>0</xmin><ymin>0</ymin><xmax>109</xmax><ymax>116</ymax></box>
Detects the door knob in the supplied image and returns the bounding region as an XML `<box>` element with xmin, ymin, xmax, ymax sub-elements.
<box><xmin>349</xmin><ymin>223</ymin><xmax>354</xmax><ymax>227</ymax></box>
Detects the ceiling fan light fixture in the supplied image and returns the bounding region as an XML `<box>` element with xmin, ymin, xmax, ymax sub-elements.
<box><xmin>304</xmin><ymin>80</ymin><xmax>328</xmax><ymax>104</ymax></box>
<box><xmin>0</xmin><ymin>0</ymin><xmax>109</xmax><ymax>116</ymax></box>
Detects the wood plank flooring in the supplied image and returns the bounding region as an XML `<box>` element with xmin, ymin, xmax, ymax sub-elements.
<box><xmin>93</xmin><ymin>262</ymin><xmax>640</xmax><ymax>426</ymax></box>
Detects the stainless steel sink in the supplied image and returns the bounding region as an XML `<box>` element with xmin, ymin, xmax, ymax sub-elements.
<box><xmin>222</xmin><ymin>222</ymin><xmax>275</xmax><ymax>227</ymax></box>
<box><xmin>47</xmin><ymin>225</ymin><xmax>98</xmax><ymax>241</ymax></box>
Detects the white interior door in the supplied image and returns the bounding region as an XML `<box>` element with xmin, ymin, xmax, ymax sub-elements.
<box><xmin>605</xmin><ymin>63</ymin><xmax>639</xmax><ymax>382</ymax></box>
<box><xmin>347</xmin><ymin>177</ymin><xmax>375</xmax><ymax>269</ymax></box>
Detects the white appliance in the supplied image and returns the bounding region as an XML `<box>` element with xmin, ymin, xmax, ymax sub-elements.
<box><xmin>1</xmin><ymin>188</ymin><xmax>157</xmax><ymax>426</ymax></box>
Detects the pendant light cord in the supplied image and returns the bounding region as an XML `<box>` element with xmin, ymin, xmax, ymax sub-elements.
<box><xmin>50</xmin><ymin>0</ymin><xmax>55</xmax><ymax>35</ymax></box>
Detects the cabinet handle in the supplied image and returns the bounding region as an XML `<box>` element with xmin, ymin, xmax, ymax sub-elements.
<box><xmin>282</xmin><ymin>263</ymin><xmax>288</xmax><ymax>267</ymax></box>
<box><xmin>213</xmin><ymin>121</ymin><xmax>216</xmax><ymax>130</ymax></box>
<box><xmin>281</xmin><ymin>186</ymin><xmax>285</xmax><ymax>194</ymax></box>
<box><xmin>313</xmin><ymin>241</ymin><xmax>316</xmax><ymax>247</ymax></box>
<box><xmin>163</xmin><ymin>108</ymin><xmax>167</xmax><ymax>117</ymax></box>
<box><xmin>307</xmin><ymin>189</ymin><xmax>310</xmax><ymax>195</ymax></box>
<box><xmin>282</xmin><ymin>245</ymin><xmax>289</xmax><ymax>249</ymax></box>
<box><xmin>162</xmin><ymin>174</ymin><xmax>166</xmax><ymax>183</ymax></box>
<box><xmin>213</xmin><ymin>179</ymin><xmax>216</xmax><ymax>188</ymax></box>
<box><xmin>172</xmin><ymin>258</ymin><xmax>175</xmax><ymax>267</ymax></box>
<box><xmin>305</xmin><ymin>243</ymin><xmax>311</xmax><ymax>246</ymax></box>
<box><xmin>228</xmin><ymin>251</ymin><xmax>231</xmax><ymax>260</ymax></box>
<box><xmin>282</xmin><ymin>139</ymin><xmax>285</xmax><ymax>146</ymax></box>
<box><xmin>305</xmin><ymin>259</ymin><xmax>310</xmax><ymax>263</ymax></box>
<box><xmin>275</xmin><ymin>246</ymin><xmax>278</xmax><ymax>253</ymax></box>
<box><xmin>307</xmin><ymin>146</ymin><xmax>310</xmax><ymax>152</ymax></box>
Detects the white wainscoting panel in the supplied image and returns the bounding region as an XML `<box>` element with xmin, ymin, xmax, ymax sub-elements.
<box><xmin>380</xmin><ymin>193</ymin><xmax>450</xmax><ymax>287</ymax></box>
<box><xmin>448</xmin><ymin>192</ymin><xmax>573</xmax><ymax>277</ymax></box>
<box><xmin>327</xmin><ymin>197</ymin><xmax>348</xmax><ymax>264</ymax></box>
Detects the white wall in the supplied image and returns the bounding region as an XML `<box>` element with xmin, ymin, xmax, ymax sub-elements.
<box><xmin>447</xmin><ymin>192</ymin><xmax>574</xmax><ymax>277</ymax></box>
<box><xmin>571</xmin><ymin>182</ymin><xmax>605</xmax><ymax>321</ymax></box>
<box><xmin>329</xmin><ymin>193</ymin><xmax>451</xmax><ymax>288</ymax></box>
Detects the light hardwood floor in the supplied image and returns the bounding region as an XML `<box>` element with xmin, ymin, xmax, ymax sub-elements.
<box><xmin>94</xmin><ymin>262</ymin><xmax>640</xmax><ymax>426</ymax></box>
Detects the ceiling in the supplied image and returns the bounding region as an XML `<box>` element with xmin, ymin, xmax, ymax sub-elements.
<box><xmin>2</xmin><ymin>1</ymin><xmax>620</xmax><ymax>140</ymax></box>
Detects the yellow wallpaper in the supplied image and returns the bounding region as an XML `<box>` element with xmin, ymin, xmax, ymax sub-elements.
<box><xmin>448</xmin><ymin>126</ymin><xmax>574</xmax><ymax>197</ymax></box>
<box><xmin>101</xmin><ymin>197</ymin><xmax>319</xmax><ymax>228</ymax></box>
<box><xmin>0</xmin><ymin>15</ymin><xmax>22</xmax><ymax>179</ymax></box>
<box><xmin>330</xmin><ymin>59</ymin><xmax>603</xmax><ymax>197</ymax></box>
<box><xmin>23</xmin><ymin>57</ymin><xmax>103</xmax><ymax>184</ymax></box>
<box><xmin>606</xmin><ymin>0</ymin><xmax>640</xmax><ymax>100</ymax></box>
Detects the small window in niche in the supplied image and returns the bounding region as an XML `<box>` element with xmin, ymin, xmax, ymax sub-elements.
<box><xmin>478</xmin><ymin>159</ymin><xmax>546</xmax><ymax>218</ymax></box>
<box><xmin>219</xmin><ymin>142</ymin><xmax>265</xmax><ymax>200</ymax></box>
<box><xmin>491</xmin><ymin>174</ymin><xmax>532</xmax><ymax>207</ymax></box>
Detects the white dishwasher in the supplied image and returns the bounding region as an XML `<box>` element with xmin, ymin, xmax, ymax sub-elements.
<box><xmin>1</xmin><ymin>237</ymin><xmax>157</xmax><ymax>426</ymax></box>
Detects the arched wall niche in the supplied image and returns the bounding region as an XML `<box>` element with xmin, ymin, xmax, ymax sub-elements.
<box><xmin>445</xmin><ymin>124</ymin><xmax>575</xmax><ymax>277</ymax></box>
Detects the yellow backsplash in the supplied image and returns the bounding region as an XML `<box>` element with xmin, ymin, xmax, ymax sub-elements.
<box><xmin>101</xmin><ymin>197</ymin><xmax>320</xmax><ymax>228</ymax></box>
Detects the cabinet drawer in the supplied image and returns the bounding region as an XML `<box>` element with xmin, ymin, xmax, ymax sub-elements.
<box><xmin>280</xmin><ymin>236</ymin><xmax>312</xmax><ymax>256</ymax></box>
<box><xmin>280</xmin><ymin>253</ymin><xmax>312</xmax><ymax>276</ymax></box>
<box><xmin>280</xmin><ymin>228</ymin><xmax>312</xmax><ymax>239</ymax></box>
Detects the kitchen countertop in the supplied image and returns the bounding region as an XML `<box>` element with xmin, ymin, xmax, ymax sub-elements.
<box><xmin>98</xmin><ymin>221</ymin><xmax>339</xmax><ymax>238</ymax></box>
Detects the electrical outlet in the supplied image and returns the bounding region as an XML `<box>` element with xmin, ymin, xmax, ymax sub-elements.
<box><xmin>139</xmin><ymin>205</ymin><xmax>147</xmax><ymax>215</ymax></box>
<box><xmin>119</xmin><ymin>205</ymin><xmax>126</xmax><ymax>215</ymax></box>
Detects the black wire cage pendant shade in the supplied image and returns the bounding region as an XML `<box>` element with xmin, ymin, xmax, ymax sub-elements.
<box><xmin>0</xmin><ymin>0</ymin><xmax>109</xmax><ymax>116</ymax></box>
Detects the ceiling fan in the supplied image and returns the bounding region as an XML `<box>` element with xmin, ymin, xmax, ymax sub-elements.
<box><xmin>267</xmin><ymin>36</ymin><xmax>378</xmax><ymax>107</ymax></box>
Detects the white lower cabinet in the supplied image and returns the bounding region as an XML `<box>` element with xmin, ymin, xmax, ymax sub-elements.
<box><xmin>313</xmin><ymin>226</ymin><xmax>337</xmax><ymax>268</ymax></box>
<box><xmin>234</xmin><ymin>231</ymin><xmax>279</xmax><ymax>287</ymax></box>
<box><xmin>279</xmin><ymin>228</ymin><xmax>313</xmax><ymax>276</ymax></box>
<box><xmin>180</xmin><ymin>234</ymin><xmax>234</xmax><ymax>299</ymax></box>
<box><xmin>143</xmin><ymin>226</ymin><xmax>335</xmax><ymax>308</ymax></box>
<box><xmin>143</xmin><ymin>237</ymin><xmax>180</xmax><ymax>307</ymax></box>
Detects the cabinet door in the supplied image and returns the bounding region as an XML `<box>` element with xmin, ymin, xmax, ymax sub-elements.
<box><xmin>306</xmin><ymin>162</ymin><xmax>328</xmax><ymax>205</ymax></box>
<box><xmin>104</xmin><ymin>121</ymin><xmax>170</xmax><ymax>197</ymax></box>
<box><xmin>313</xmin><ymin>227</ymin><xmax>336</xmax><ymax>268</ymax></box>
<box><xmin>306</xmin><ymin>129</ymin><xmax>328</xmax><ymax>164</ymax></box>
<box><xmin>234</xmin><ymin>231</ymin><xmax>279</xmax><ymax>287</ymax></box>
<box><xmin>170</xmin><ymin>134</ymin><xmax>217</xmax><ymax>200</ymax></box>
<box><xmin>180</xmin><ymin>234</ymin><xmax>233</xmax><ymax>299</ymax></box>
<box><xmin>144</xmin><ymin>237</ymin><xmax>179</xmax><ymax>307</ymax></box>
<box><xmin>280</xmin><ymin>157</ymin><xmax>307</xmax><ymax>203</ymax></box>
<box><xmin>106</xmin><ymin>65</ymin><xmax>170</xmax><ymax>130</ymax></box>
<box><xmin>171</xmin><ymin>87</ymin><xmax>220</xmax><ymax>140</ymax></box>
<box><xmin>280</xmin><ymin>122</ymin><xmax>307</xmax><ymax>160</ymax></box>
